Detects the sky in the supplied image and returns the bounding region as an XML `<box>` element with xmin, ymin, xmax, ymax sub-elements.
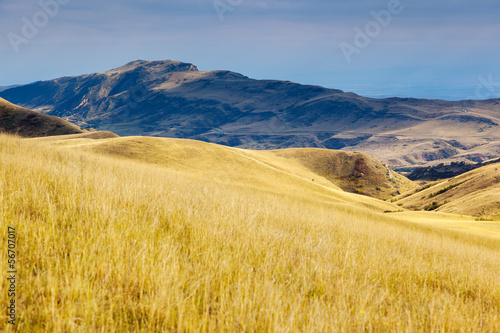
<box><xmin>1</xmin><ymin>0</ymin><xmax>499</xmax><ymax>100</ymax></box>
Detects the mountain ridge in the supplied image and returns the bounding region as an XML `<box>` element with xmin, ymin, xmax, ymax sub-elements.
<box><xmin>2</xmin><ymin>59</ymin><xmax>499</xmax><ymax>168</ymax></box>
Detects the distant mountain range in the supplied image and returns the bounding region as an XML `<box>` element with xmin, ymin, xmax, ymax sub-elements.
<box><xmin>2</xmin><ymin>60</ymin><xmax>499</xmax><ymax>169</ymax></box>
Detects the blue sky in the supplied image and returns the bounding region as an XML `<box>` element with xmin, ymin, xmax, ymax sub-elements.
<box><xmin>1</xmin><ymin>0</ymin><xmax>499</xmax><ymax>100</ymax></box>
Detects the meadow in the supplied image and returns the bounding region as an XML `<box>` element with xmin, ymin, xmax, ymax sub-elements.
<box><xmin>1</xmin><ymin>133</ymin><xmax>499</xmax><ymax>332</ymax></box>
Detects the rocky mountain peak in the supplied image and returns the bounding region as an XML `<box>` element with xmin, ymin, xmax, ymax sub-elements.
<box><xmin>106</xmin><ymin>59</ymin><xmax>198</xmax><ymax>76</ymax></box>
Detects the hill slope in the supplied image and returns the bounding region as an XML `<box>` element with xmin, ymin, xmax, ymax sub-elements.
<box><xmin>1</xmin><ymin>133</ymin><xmax>500</xmax><ymax>331</ymax></box>
<box><xmin>407</xmin><ymin>157</ymin><xmax>500</xmax><ymax>181</ymax></box>
<box><xmin>0</xmin><ymin>97</ymin><xmax>85</xmax><ymax>137</ymax></box>
<box><xmin>2</xmin><ymin>60</ymin><xmax>499</xmax><ymax>168</ymax></box>
<box><xmin>395</xmin><ymin>162</ymin><xmax>500</xmax><ymax>218</ymax></box>
<box><xmin>248</xmin><ymin>148</ymin><xmax>416</xmax><ymax>199</ymax></box>
<box><xmin>45</xmin><ymin>135</ymin><xmax>415</xmax><ymax>202</ymax></box>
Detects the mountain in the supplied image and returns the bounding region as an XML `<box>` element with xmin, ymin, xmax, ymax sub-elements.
<box><xmin>394</xmin><ymin>162</ymin><xmax>500</xmax><ymax>218</ymax></box>
<box><xmin>2</xmin><ymin>60</ymin><xmax>500</xmax><ymax>169</ymax></box>
<box><xmin>0</xmin><ymin>85</ymin><xmax>20</xmax><ymax>92</ymax></box>
<box><xmin>0</xmin><ymin>97</ymin><xmax>85</xmax><ymax>137</ymax></box>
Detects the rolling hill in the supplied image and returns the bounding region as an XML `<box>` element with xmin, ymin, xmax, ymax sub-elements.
<box><xmin>1</xmin><ymin>131</ymin><xmax>500</xmax><ymax>331</ymax></box>
<box><xmin>394</xmin><ymin>162</ymin><xmax>500</xmax><ymax>218</ymax></box>
<box><xmin>2</xmin><ymin>60</ymin><xmax>500</xmax><ymax>169</ymax></box>
<box><xmin>252</xmin><ymin>148</ymin><xmax>416</xmax><ymax>199</ymax></box>
<box><xmin>38</xmin><ymin>134</ymin><xmax>416</xmax><ymax>201</ymax></box>
<box><xmin>0</xmin><ymin>97</ymin><xmax>85</xmax><ymax>137</ymax></box>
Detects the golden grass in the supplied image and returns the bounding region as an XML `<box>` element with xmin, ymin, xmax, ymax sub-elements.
<box><xmin>34</xmin><ymin>134</ymin><xmax>393</xmax><ymax>199</ymax></box>
<box><xmin>389</xmin><ymin>211</ymin><xmax>500</xmax><ymax>241</ymax></box>
<box><xmin>396</xmin><ymin>163</ymin><xmax>500</xmax><ymax>218</ymax></box>
<box><xmin>1</xmin><ymin>134</ymin><xmax>500</xmax><ymax>332</ymax></box>
<box><xmin>44</xmin><ymin>136</ymin><xmax>401</xmax><ymax>212</ymax></box>
<box><xmin>243</xmin><ymin>148</ymin><xmax>417</xmax><ymax>200</ymax></box>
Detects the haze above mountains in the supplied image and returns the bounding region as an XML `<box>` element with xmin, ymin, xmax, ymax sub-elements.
<box><xmin>2</xmin><ymin>60</ymin><xmax>500</xmax><ymax>170</ymax></box>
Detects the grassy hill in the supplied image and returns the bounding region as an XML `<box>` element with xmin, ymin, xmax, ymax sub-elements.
<box><xmin>28</xmin><ymin>130</ymin><xmax>119</xmax><ymax>142</ymax></box>
<box><xmin>394</xmin><ymin>162</ymin><xmax>500</xmax><ymax>218</ymax></box>
<box><xmin>263</xmin><ymin>148</ymin><xmax>416</xmax><ymax>199</ymax></box>
<box><xmin>0</xmin><ymin>97</ymin><xmax>85</xmax><ymax>137</ymax></box>
<box><xmin>1</xmin><ymin>133</ymin><xmax>499</xmax><ymax>331</ymax></box>
<box><xmin>38</xmin><ymin>135</ymin><xmax>416</xmax><ymax>201</ymax></box>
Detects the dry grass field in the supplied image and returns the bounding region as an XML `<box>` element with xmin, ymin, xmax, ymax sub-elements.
<box><xmin>33</xmin><ymin>135</ymin><xmax>416</xmax><ymax>201</ymax></box>
<box><xmin>1</xmin><ymin>133</ymin><xmax>500</xmax><ymax>332</ymax></box>
<box><xmin>394</xmin><ymin>163</ymin><xmax>500</xmax><ymax>219</ymax></box>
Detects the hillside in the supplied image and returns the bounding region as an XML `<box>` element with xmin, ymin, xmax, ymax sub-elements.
<box><xmin>407</xmin><ymin>157</ymin><xmax>500</xmax><ymax>181</ymax></box>
<box><xmin>2</xmin><ymin>60</ymin><xmax>500</xmax><ymax>169</ymax></box>
<box><xmin>395</xmin><ymin>162</ymin><xmax>500</xmax><ymax>218</ymax></box>
<box><xmin>253</xmin><ymin>148</ymin><xmax>416</xmax><ymax>199</ymax></box>
<box><xmin>40</xmin><ymin>135</ymin><xmax>416</xmax><ymax>201</ymax></box>
<box><xmin>1</xmin><ymin>132</ymin><xmax>500</xmax><ymax>331</ymax></box>
<box><xmin>0</xmin><ymin>97</ymin><xmax>85</xmax><ymax>137</ymax></box>
<box><xmin>28</xmin><ymin>130</ymin><xmax>120</xmax><ymax>142</ymax></box>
